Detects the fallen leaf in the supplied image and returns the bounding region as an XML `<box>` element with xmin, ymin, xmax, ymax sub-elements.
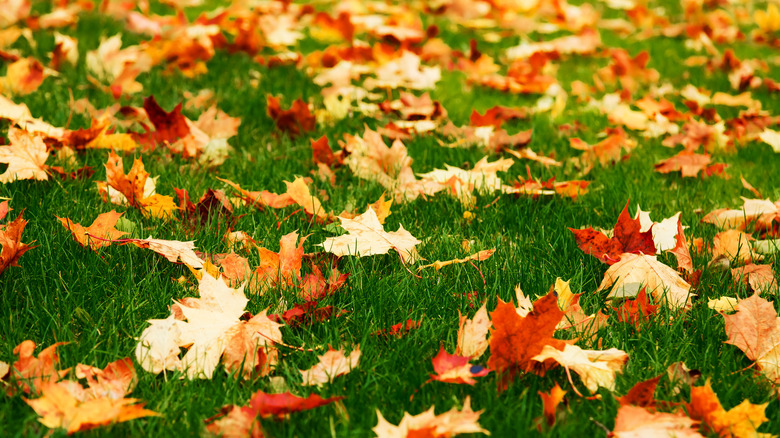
<box><xmin>320</xmin><ymin>206</ymin><xmax>421</xmax><ymax>264</ymax></box>
<box><xmin>0</xmin><ymin>127</ymin><xmax>49</xmax><ymax>183</ymax></box>
<box><xmin>373</xmin><ymin>396</ymin><xmax>488</xmax><ymax>438</ymax></box>
<box><xmin>57</xmin><ymin>211</ymin><xmax>128</xmax><ymax>251</ymax></box>
<box><xmin>300</xmin><ymin>347</ymin><xmax>361</xmax><ymax>387</ymax></box>
<box><xmin>654</xmin><ymin>150</ymin><xmax>713</xmax><ymax>178</ymax></box>
<box><xmin>428</xmin><ymin>346</ymin><xmax>489</xmax><ymax>385</ymax></box>
<box><xmin>686</xmin><ymin>380</ymin><xmax>769</xmax><ymax>438</ymax></box>
<box><xmin>713</xmin><ymin>230</ymin><xmax>760</xmax><ymax>265</ymax></box>
<box><xmin>252</xmin><ymin>231</ymin><xmax>305</xmax><ymax>293</ymax></box>
<box><xmin>709</xmin><ymin>297</ymin><xmax>740</xmax><ymax>313</ymax></box>
<box><xmin>611</xmin><ymin>405</ymin><xmax>703</xmax><ymax>438</ymax></box>
<box><xmin>135</xmin><ymin>272</ymin><xmax>282</xmax><ymax>379</ymax></box>
<box><xmin>0</xmin><ymin>210</ymin><xmax>37</xmax><ymax>276</ymax></box>
<box><xmin>570</xmin><ymin>199</ymin><xmax>655</xmax><ymax>264</ymax></box>
<box><xmin>418</xmin><ymin>249</ymin><xmax>495</xmax><ymax>271</ymax></box>
<box><xmin>732</xmin><ymin>263</ymin><xmax>778</xmax><ymax>295</ymax></box>
<box><xmin>100</xmin><ymin>152</ymin><xmax>176</xmax><ymax>218</ymax></box>
<box><xmin>597</xmin><ymin>253</ymin><xmax>693</xmax><ymax>309</ymax></box>
<box><xmin>532</xmin><ymin>344</ymin><xmax>628</xmax><ymax>393</ymax></box>
<box><xmin>487</xmin><ymin>291</ymin><xmax>565</xmax><ymax>390</ymax></box>
<box><xmin>6</xmin><ymin>340</ymin><xmax>70</xmax><ymax>395</ymax></box>
<box><xmin>456</xmin><ymin>302</ymin><xmax>491</xmax><ymax>359</ymax></box>
<box><xmin>24</xmin><ymin>382</ymin><xmax>159</xmax><ymax>434</ymax></box>
<box><xmin>722</xmin><ymin>293</ymin><xmax>780</xmax><ymax>383</ymax></box>
<box><xmin>611</xmin><ymin>288</ymin><xmax>660</xmax><ymax>326</ymax></box>
<box><xmin>119</xmin><ymin>237</ymin><xmax>205</xmax><ymax>269</ymax></box>
<box><xmin>538</xmin><ymin>383</ymin><xmax>566</xmax><ymax>426</ymax></box>
<box><xmin>617</xmin><ymin>375</ymin><xmax>661</xmax><ymax>408</ymax></box>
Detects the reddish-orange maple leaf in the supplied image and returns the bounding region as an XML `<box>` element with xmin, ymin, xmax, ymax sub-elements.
<box><xmin>0</xmin><ymin>210</ymin><xmax>37</xmax><ymax>276</ymax></box>
<box><xmin>6</xmin><ymin>340</ymin><xmax>70</xmax><ymax>395</ymax></box>
<box><xmin>611</xmin><ymin>288</ymin><xmax>660</xmax><ymax>326</ymax></box>
<box><xmin>428</xmin><ymin>346</ymin><xmax>489</xmax><ymax>385</ymax></box>
<box><xmin>570</xmin><ymin>200</ymin><xmax>655</xmax><ymax>264</ymax></box>
<box><xmin>538</xmin><ymin>384</ymin><xmax>567</xmax><ymax>427</ymax></box>
<box><xmin>617</xmin><ymin>375</ymin><xmax>661</xmax><ymax>408</ymax></box>
<box><xmin>487</xmin><ymin>291</ymin><xmax>565</xmax><ymax>391</ymax></box>
<box><xmin>267</xmin><ymin>96</ymin><xmax>316</xmax><ymax>137</ymax></box>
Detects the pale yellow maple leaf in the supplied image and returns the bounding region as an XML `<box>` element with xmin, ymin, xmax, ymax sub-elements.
<box><xmin>417</xmin><ymin>156</ymin><xmax>514</xmax><ymax>205</ymax></box>
<box><xmin>320</xmin><ymin>206</ymin><xmax>421</xmax><ymax>263</ymax></box>
<box><xmin>456</xmin><ymin>302</ymin><xmax>490</xmax><ymax>359</ymax></box>
<box><xmin>122</xmin><ymin>237</ymin><xmax>205</xmax><ymax>269</ymax></box>
<box><xmin>759</xmin><ymin>129</ymin><xmax>780</xmax><ymax>153</ymax></box>
<box><xmin>532</xmin><ymin>344</ymin><xmax>628</xmax><ymax>393</ymax></box>
<box><xmin>373</xmin><ymin>397</ymin><xmax>489</xmax><ymax>438</ymax></box>
<box><xmin>299</xmin><ymin>347</ymin><xmax>361</xmax><ymax>387</ymax></box>
<box><xmin>634</xmin><ymin>207</ymin><xmax>681</xmax><ymax>253</ymax></box>
<box><xmin>135</xmin><ymin>272</ymin><xmax>282</xmax><ymax>379</ymax></box>
<box><xmin>0</xmin><ymin>127</ymin><xmax>49</xmax><ymax>183</ymax></box>
<box><xmin>708</xmin><ymin>297</ymin><xmax>739</xmax><ymax>313</ymax></box>
<box><xmin>597</xmin><ymin>253</ymin><xmax>693</xmax><ymax>309</ymax></box>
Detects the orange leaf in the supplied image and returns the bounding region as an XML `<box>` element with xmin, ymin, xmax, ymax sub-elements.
<box><xmin>0</xmin><ymin>210</ymin><xmax>37</xmax><ymax>276</ymax></box>
<box><xmin>7</xmin><ymin>340</ymin><xmax>70</xmax><ymax>395</ymax></box>
<box><xmin>686</xmin><ymin>380</ymin><xmax>769</xmax><ymax>438</ymax></box>
<box><xmin>57</xmin><ymin>211</ymin><xmax>128</xmax><ymax>251</ymax></box>
<box><xmin>429</xmin><ymin>346</ymin><xmax>489</xmax><ymax>386</ymax></box>
<box><xmin>487</xmin><ymin>291</ymin><xmax>565</xmax><ymax>391</ymax></box>
<box><xmin>538</xmin><ymin>383</ymin><xmax>566</xmax><ymax>426</ymax></box>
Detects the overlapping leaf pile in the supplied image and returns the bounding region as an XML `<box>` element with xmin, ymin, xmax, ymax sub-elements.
<box><xmin>2</xmin><ymin>0</ymin><xmax>780</xmax><ymax>435</ymax></box>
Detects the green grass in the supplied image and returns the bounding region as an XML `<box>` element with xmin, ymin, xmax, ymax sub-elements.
<box><xmin>2</xmin><ymin>0</ymin><xmax>780</xmax><ymax>436</ymax></box>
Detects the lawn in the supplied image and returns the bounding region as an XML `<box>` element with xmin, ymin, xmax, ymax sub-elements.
<box><xmin>2</xmin><ymin>0</ymin><xmax>780</xmax><ymax>436</ymax></box>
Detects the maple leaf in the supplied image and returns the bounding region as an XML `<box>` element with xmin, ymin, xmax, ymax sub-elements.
<box><xmin>57</xmin><ymin>211</ymin><xmax>128</xmax><ymax>251</ymax></box>
<box><xmin>99</xmin><ymin>152</ymin><xmax>176</xmax><ymax>218</ymax></box>
<box><xmin>428</xmin><ymin>346</ymin><xmax>489</xmax><ymax>385</ymax></box>
<box><xmin>299</xmin><ymin>346</ymin><xmax>361</xmax><ymax>387</ymax></box>
<box><xmin>320</xmin><ymin>206</ymin><xmax>421</xmax><ymax>264</ymax></box>
<box><xmin>670</xmin><ymin>217</ymin><xmax>694</xmax><ymax>273</ymax></box>
<box><xmin>135</xmin><ymin>272</ymin><xmax>283</xmax><ymax>379</ymax></box>
<box><xmin>732</xmin><ymin>263</ymin><xmax>778</xmax><ymax>295</ymax></box>
<box><xmin>532</xmin><ymin>344</ymin><xmax>628</xmax><ymax>393</ymax></box>
<box><xmin>709</xmin><ymin>297</ymin><xmax>740</xmax><ymax>313</ymax></box>
<box><xmin>612</xmin><ymin>405</ymin><xmax>703</xmax><ymax>438</ymax></box>
<box><xmin>373</xmin><ymin>397</ymin><xmax>488</xmax><ymax>438</ymax></box>
<box><xmin>6</xmin><ymin>340</ymin><xmax>70</xmax><ymax>395</ymax></box>
<box><xmin>24</xmin><ymin>382</ymin><xmax>159</xmax><ymax>434</ymax></box>
<box><xmin>418</xmin><ymin>156</ymin><xmax>515</xmax><ymax>205</ymax></box>
<box><xmin>538</xmin><ymin>384</ymin><xmax>566</xmax><ymax>427</ymax></box>
<box><xmin>598</xmin><ymin>253</ymin><xmax>693</xmax><ymax>309</ymax></box>
<box><xmin>611</xmin><ymin>288</ymin><xmax>660</xmax><ymax>326</ymax></box>
<box><xmin>268</xmin><ymin>301</ymin><xmax>346</xmax><ymax>328</ymax></box>
<box><xmin>686</xmin><ymin>380</ymin><xmax>769</xmax><ymax>438</ymax></box>
<box><xmin>373</xmin><ymin>319</ymin><xmax>422</xmax><ymax>338</ymax></box>
<box><xmin>0</xmin><ymin>127</ymin><xmax>49</xmax><ymax>183</ymax></box>
<box><xmin>456</xmin><ymin>302</ymin><xmax>491</xmax><ymax>359</ymax></box>
<box><xmin>570</xmin><ymin>200</ymin><xmax>655</xmax><ymax>264</ymax></box>
<box><xmin>617</xmin><ymin>375</ymin><xmax>662</xmax><ymax>408</ymax></box>
<box><xmin>247</xmin><ymin>390</ymin><xmax>343</xmax><ymax>419</ymax></box>
<box><xmin>0</xmin><ymin>57</ymin><xmax>54</xmax><ymax>95</ymax></box>
<box><xmin>267</xmin><ymin>96</ymin><xmax>316</xmax><ymax>138</ymax></box>
<box><xmin>213</xmin><ymin>253</ymin><xmax>251</xmax><ymax>288</ymax></box>
<box><xmin>634</xmin><ymin>208</ymin><xmax>682</xmax><ymax>254</ymax></box>
<box><xmin>0</xmin><ymin>210</ymin><xmax>36</xmax><ymax>276</ymax></box>
<box><xmin>119</xmin><ymin>237</ymin><xmax>205</xmax><ymax>269</ymax></box>
<box><xmin>487</xmin><ymin>291</ymin><xmax>565</xmax><ymax>390</ymax></box>
<box><xmin>713</xmin><ymin>230</ymin><xmax>760</xmax><ymax>265</ymax></box>
<box><xmin>702</xmin><ymin>197</ymin><xmax>779</xmax><ymax>231</ymax></box>
<box><xmin>722</xmin><ymin>293</ymin><xmax>780</xmax><ymax>383</ymax></box>
<box><xmin>251</xmin><ymin>231</ymin><xmax>305</xmax><ymax>293</ymax></box>
<box><xmin>174</xmin><ymin>187</ymin><xmax>235</xmax><ymax>231</ymax></box>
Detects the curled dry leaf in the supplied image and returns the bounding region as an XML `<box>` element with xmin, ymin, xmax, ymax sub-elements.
<box><xmin>320</xmin><ymin>206</ymin><xmax>421</xmax><ymax>264</ymax></box>
<box><xmin>731</xmin><ymin>263</ymin><xmax>778</xmax><ymax>295</ymax></box>
<box><xmin>456</xmin><ymin>302</ymin><xmax>491</xmax><ymax>359</ymax></box>
<box><xmin>299</xmin><ymin>346</ymin><xmax>361</xmax><ymax>387</ymax></box>
<box><xmin>373</xmin><ymin>397</ymin><xmax>488</xmax><ymax>438</ymax></box>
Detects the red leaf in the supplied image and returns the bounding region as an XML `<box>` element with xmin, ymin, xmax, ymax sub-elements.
<box><xmin>373</xmin><ymin>319</ymin><xmax>422</xmax><ymax>337</ymax></box>
<box><xmin>613</xmin><ymin>201</ymin><xmax>655</xmax><ymax>255</ymax></box>
<box><xmin>140</xmin><ymin>96</ymin><xmax>190</xmax><ymax>146</ymax></box>
<box><xmin>247</xmin><ymin>391</ymin><xmax>343</xmax><ymax>419</ymax></box>
<box><xmin>429</xmin><ymin>346</ymin><xmax>489</xmax><ymax>385</ymax></box>
<box><xmin>267</xmin><ymin>96</ymin><xmax>316</xmax><ymax>138</ymax></box>
<box><xmin>611</xmin><ymin>288</ymin><xmax>660</xmax><ymax>326</ymax></box>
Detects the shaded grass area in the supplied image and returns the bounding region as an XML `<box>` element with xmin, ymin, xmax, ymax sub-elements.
<box><xmin>2</xmin><ymin>1</ymin><xmax>780</xmax><ymax>437</ymax></box>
